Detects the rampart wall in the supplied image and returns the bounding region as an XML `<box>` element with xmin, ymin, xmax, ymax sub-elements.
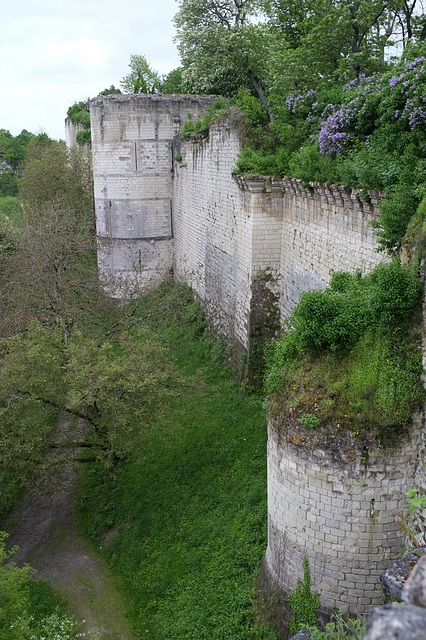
<box><xmin>265</xmin><ymin>414</ymin><xmax>424</xmax><ymax>617</ymax></box>
<box><xmin>65</xmin><ymin>116</ymin><xmax>85</xmax><ymax>148</ymax></box>
<box><xmin>173</xmin><ymin>115</ymin><xmax>388</xmax><ymax>359</ymax></box>
<box><xmin>86</xmin><ymin>97</ymin><xmax>423</xmax><ymax>619</ymax></box>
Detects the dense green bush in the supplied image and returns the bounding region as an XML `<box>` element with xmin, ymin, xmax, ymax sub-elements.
<box><xmin>282</xmin><ymin>259</ymin><xmax>420</xmax><ymax>356</ymax></box>
<box><xmin>0</xmin><ymin>532</ymin><xmax>86</xmax><ymax>640</ymax></box>
<box><xmin>181</xmin><ymin>98</ymin><xmax>230</xmax><ymax>138</ymax></box>
<box><xmin>67</xmin><ymin>102</ymin><xmax>90</xmax><ymax>129</ymax></box>
<box><xmin>0</xmin><ymin>171</ymin><xmax>19</xmax><ymax>198</ymax></box>
<box><xmin>265</xmin><ymin>259</ymin><xmax>424</xmax><ymax>439</ymax></box>
<box><xmin>75</xmin><ymin>130</ymin><xmax>91</xmax><ymax>146</ymax></box>
<box><xmin>287</xmin><ymin>287</ymin><xmax>365</xmax><ymax>353</ymax></box>
<box><xmin>67</xmin><ymin>102</ymin><xmax>91</xmax><ymax>146</ymax></box>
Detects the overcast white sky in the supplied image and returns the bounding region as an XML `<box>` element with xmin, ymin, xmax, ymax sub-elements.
<box><xmin>0</xmin><ymin>0</ymin><xmax>181</xmax><ymax>140</ymax></box>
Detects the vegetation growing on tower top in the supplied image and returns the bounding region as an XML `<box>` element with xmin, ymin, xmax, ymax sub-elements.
<box><xmin>265</xmin><ymin>256</ymin><xmax>425</xmax><ymax>443</ymax></box>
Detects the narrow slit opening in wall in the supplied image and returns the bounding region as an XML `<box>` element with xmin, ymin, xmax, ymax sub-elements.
<box><xmin>134</xmin><ymin>142</ymin><xmax>138</xmax><ymax>172</ymax></box>
<box><xmin>138</xmin><ymin>249</ymin><xmax>142</xmax><ymax>273</ymax></box>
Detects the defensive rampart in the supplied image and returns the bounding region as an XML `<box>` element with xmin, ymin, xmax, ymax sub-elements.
<box><xmin>172</xmin><ymin>119</ymin><xmax>387</xmax><ymax>357</ymax></box>
<box><xmin>265</xmin><ymin>412</ymin><xmax>424</xmax><ymax>617</ymax></box>
<box><xmin>85</xmin><ymin>97</ymin><xmax>424</xmax><ymax>618</ymax></box>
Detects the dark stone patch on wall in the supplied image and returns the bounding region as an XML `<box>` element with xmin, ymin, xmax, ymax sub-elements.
<box><xmin>247</xmin><ymin>269</ymin><xmax>281</xmax><ymax>388</ymax></box>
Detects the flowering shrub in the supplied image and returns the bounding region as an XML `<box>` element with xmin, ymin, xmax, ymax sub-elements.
<box><xmin>318</xmin><ymin>107</ymin><xmax>354</xmax><ymax>154</ymax></box>
<box><xmin>317</xmin><ymin>57</ymin><xmax>426</xmax><ymax>157</ymax></box>
<box><xmin>286</xmin><ymin>89</ymin><xmax>318</xmax><ymax>118</ymax></box>
<box><xmin>235</xmin><ymin>51</ymin><xmax>426</xmax><ymax>249</ymax></box>
<box><xmin>381</xmin><ymin>57</ymin><xmax>426</xmax><ymax>131</ymax></box>
<box><xmin>318</xmin><ymin>76</ymin><xmax>382</xmax><ymax>154</ymax></box>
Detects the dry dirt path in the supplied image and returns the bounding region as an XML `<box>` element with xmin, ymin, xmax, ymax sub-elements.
<box><xmin>5</xmin><ymin>417</ymin><xmax>134</xmax><ymax>640</ymax></box>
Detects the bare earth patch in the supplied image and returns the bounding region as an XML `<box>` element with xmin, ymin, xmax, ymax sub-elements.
<box><xmin>6</xmin><ymin>417</ymin><xmax>134</xmax><ymax>640</ymax></box>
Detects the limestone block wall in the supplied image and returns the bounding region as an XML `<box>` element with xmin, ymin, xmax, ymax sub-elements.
<box><xmin>90</xmin><ymin>94</ymin><xmax>217</xmax><ymax>294</ymax></box>
<box><xmin>173</xmin><ymin>118</ymin><xmax>252</xmax><ymax>350</ymax></box>
<box><xmin>279</xmin><ymin>178</ymin><xmax>388</xmax><ymax>318</ymax></box>
<box><xmin>265</xmin><ymin>414</ymin><xmax>424</xmax><ymax>617</ymax></box>
<box><xmin>65</xmin><ymin>117</ymin><xmax>85</xmax><ymax>147</ymax></box>
<box><xmin>173</xmin><ymin>120</ymin><xmax>284</xmax><ymax>354</ymax></box>
<box><xmin>173</xmin><ymin>120</ymin><xmax>388</xmax><ymax>365</ymax></box>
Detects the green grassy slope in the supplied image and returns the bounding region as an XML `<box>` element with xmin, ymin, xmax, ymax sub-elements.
<box><xmin>78</xmin><ymin>284</ymin><xmax>276</xmax><ymax>640</ymax></box>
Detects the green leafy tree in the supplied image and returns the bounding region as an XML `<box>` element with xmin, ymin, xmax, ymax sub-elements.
<box><xmin>67</xmin><ymin>101</ymin><xmax>90</xmax><ymax>129</ymax></box>
<box><xmin>0</xmin><ymin>198</ymin><xmax>98</xmax><ymax>338</ymax></box>
<box><xmin>388</xmin><ymin>0</ymin><xmax>426</xmax><ymax>47</ymax></box>
<box><xmin>0</xmin><ymin>320</ymin><xmax>185</xmax><ymax>469</ymax></box>
<box><xmin>0</xmin><ymin>129</ymin><xmax>39</xmax><ymax>197</ymax></box>
<box><xmin>265</xmin><ymin>0</ymin><xmax>394</xmax><ymax>96</ymax></box>
<box><xmin>8</xmin><ymin>130</ymin><xmax>36</xmax><ymax>169</ymax></box>
<box><xmin>0</xmin><ymin>129</ymin><xmax>36</xmax><ymax>171</ymax></box>
<box><xmin>98</xmin><ymin>85</ymin><xmax>122</xmax><ymax>96</ymax></box>
<box><xmin>120</xmin><ymin>54</ymin><xmax>161</xmax><ymax>94</ymax></box>
<box><xmin>0</xmin><ymin>140</ymin><xmax>95</xmax><ymax>337</ymax></box>
<box><xmin>174</xmin><ymin>0</ymin><xmax>274</xmax><ymax>115</ymax></box>
<box><xmin>0</xmin><ymin>209</ymin><xmax>15</xmax><ymax>263</ymax></box>
<box><xmin>0</xmin><ymin>169</ymin><xmax>19</xmax><ymax>198</ymax></box>
<box><xmin>159</xmin><ymin>68</ymin><xmax>185</xmax><ymax>93</ymax></box>
<box><xmin>19</xmin><ymin>138</ymin><xmax>93</xmax><ymax>219</ymax></box>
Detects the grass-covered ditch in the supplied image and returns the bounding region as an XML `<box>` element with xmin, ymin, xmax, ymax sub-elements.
<box><xmin>77</xmin><ymin>284</ymin><xmax>277</xmax><ymax>640</ymax></box>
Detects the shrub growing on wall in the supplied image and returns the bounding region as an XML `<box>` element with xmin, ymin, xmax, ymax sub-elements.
<box><xmin>67</xmin><ymin>101</ymin><xmax>91</xmax><ymax>146</ymax></box>
<box><xmin>265</xmin><ymin>258</ymin><xmax>424</xmax><ymax>440</ymax></box>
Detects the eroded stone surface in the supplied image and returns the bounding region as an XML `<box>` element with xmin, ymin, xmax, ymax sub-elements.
<box><xmin>402</xmin><ymin>553</ymin><xmax>426</xmax><ymax>606</ymax></box>
<box><xmin>381</xmin><ymin>550</ymin><xmax>424</xmax><ymax>602</ymax></box>
<box><xmin>365</xmin><ymin>604</ymin><xmax>426</xmax><ymax>640</ymax></box>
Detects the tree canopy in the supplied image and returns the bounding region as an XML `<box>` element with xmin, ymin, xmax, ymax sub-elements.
<box><xmin>173</xmin><ymin>0</ymin><xmax>426</xmax><ymax>102</ymax></box>
<box><xmin>173</xmin><ymin>0</ymin><xmax>273</xmax><ymax>109</ymax></box>
<box><xmin>120</xmin><ymin>54</ymin><xmax>162</xmax><ymax>94</ymax></box>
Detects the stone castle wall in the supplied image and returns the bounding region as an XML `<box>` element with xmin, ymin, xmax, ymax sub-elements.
<box><xmin>172</xmin><ymin>116</ymin><xmax>284</xmax><ymax>352</ymax></box>
<box><xmin>87</xmin><ymin>97</ymin><xmax>422</xmax><ymax>618</ymax></box>
<box><xmin>265</xmin><ymin>415</ymin><xmax>424</xmax><ymax>617</ymax></box>
<box><xmin>278</xmin><ymin>179</ymin><xmax>386</xmax><ymax>317</ymax></box>
<box><xmin>65</xmin><ymin>116</ymin><xmax>85</xmax><ymax>148</ymax></box>
<box><xmin>173</xmin><ymin>118</ymin><xmax>387</xmax><ymax>356</ymax></box>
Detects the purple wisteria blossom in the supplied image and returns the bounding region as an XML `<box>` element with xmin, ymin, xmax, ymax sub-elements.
<box><xmin>343</xmin><ymin>74</ymin><xmax>367</xmax><ymax>92</ymax></box>
<box><xmin>318</xmin><ymin>57</ymin><xmax>426</xmax><ymax>154</ymax></box>
<box><xmin>286</xmin><ymin>55</ymin><xmax>426</xmax><ymax>158</ymax></box>
<box><xmin>319</xmin><ymin>108</ymin><xmax>353</xmax><ymax>154</ymax></box>
<box><xmin>286</xmin><ymin>89</ymin><xmax>317</xmax><ymax>115</ymax></box>
<box><xmin>385</xmin><ymin>57</ymin><xmax>426</xmax><ymax>129</ymax></box>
